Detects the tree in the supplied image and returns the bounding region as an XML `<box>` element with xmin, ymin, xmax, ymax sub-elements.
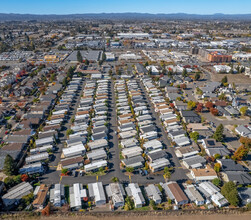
<box><xmin>213</xmin><ymin>124</ymin><xmax>224</xmax><ymax>142</ymax></box>
<box><xmin>150</xmin><ymin>200</ymin><xmax>157</xmax><ymax>210</ymax></box>
<box><xmin>111</xmin><ymin>177</ymin><xmax>119</xmax><ymax>182</ymax></box>
<box><xmin>4</xmin><ymin>177</ymin><xmax>15</xmax><ymax>188</ymax></box>
<box><xmin>126</xmin><ymin>167</ymin><xmax>134</xmax><ymax>173</ymax></box>
<box><xmin>3</xmin><ymin>154</ymin><xmax>16</xmax><ymax>176</ymax></box>
<box><xmin>221</xmin><ymin>181</ymin><xmax>239</xmax><ymax>206</ymax></box>
<box><xmin>85</xmin><ymin>59</ymin><xmax>89</xmax><ymax>65</ymax></box>
<box><xmin>196</xmin><ymin>103</ymin><xmax>203</xmax><ymax>112</ymax></box>
<box><xmin>239</xmin><ymin>137</ymin><xmax>251</xmax><ymax>148</ymax></box>
<box><xmin>61</xmin><ymin>168</ymin><xmax>68</xmax><ymax>175</ymax></box>
<box><xmin>88</xmin><ymin>201</ymin><xmax>92</xmax><ymax>209</ymax></box>
<box><xmin>189</xmin><ymin>132</ymin><xmax>199</xmax><ymax>143</ymax></box>
<box><xmin>232</xmin><ymin>145</ymin><xmax>249</xmax><ymax>161</ymax></box>
<box><xmin>205</xmin><ymin>101</ymin><xmax>214</xmax><ymax>110</ymax></box>
<box><xmin>240</xmin><ymin>106</ymin><xmax>248</xmax><ymax>116</ymax></box>
<box><xmin>144</xmin><ymin>61</ymin><xmax>149</xmax><ymax>67</ymax></box>
<box><xmin>195</xmin><ymin>72</ymin><xmax>200</xmax><ymax>81</ymax></box>
<box><xmin>210</xmin><ymin>108</ymin><xmax>219</xmax><ymax>116</ymax></box>
<box><xmin>66</xmin><ymin>129</ymin><xmax>74</xmax><ymax>137</ymax></box>
<box><xmin>21</xmin><ymin>174</ymin><xmax>29</xmax><ymax>182</ymax></box>
<box><xmin>180</xmin><ymin>84</ymin><xmax>187</xmax><ymax>90</ymax></box>
<box><xmin>187</xmin><ymin>100</ymin><xmax>196</xmax><ymax>110</ymax></box>
<box><xmin>214</xmin><ymin>163</ymin><xmax>221</xmax><ymax>173</ymax></box>
<box><xmin>42</xmin><ymin>203</ymin><xmax>51</xmax><ymax>216</ymax></box>
<box><xmin>212</xmin><ymin>178</ymin><xmax>222</xmax><ymax>187</ymax></box>
<box><xmin>218</xmin><ymin>93</ymin><xmax>227</xmax><ymax>101</ymax></box>
<box><xmin>163</xmin><ymin>167</ymin><xmax>171</xmax><ymax>181</ymax></box>
<box><xmin>13</xmin><ymin>175</ymin><xmax>21</xmax><ymax>184</ymax></box>
<box><xmin>221</xmin><ymin>76</ymin><xmax>228</xmax><ymax>84</ymax></box>
<box><xmin>124</xmin><ymin>196</ymin><xmax>134</xmax><ymax>210</ymax></box>
<box><xmin>214</xmin><ymin>153</ymin><xmax>221</xmax><ymax>160</ymax></box>
<box><xmin>77</xmin><ymin>50</ymin><xmax>83</xmax><ymax>63</ymax></box>
<box><xmin>182</xmin><ymin>68</ymin><xmax>188</xmax><ymax>77</ymax></box>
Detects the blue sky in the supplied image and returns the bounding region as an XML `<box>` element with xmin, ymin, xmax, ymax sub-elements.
<box><xmin>1</xmin><ymin>0</ymin><xmax>250</xmax><ymax>14</ymax></box>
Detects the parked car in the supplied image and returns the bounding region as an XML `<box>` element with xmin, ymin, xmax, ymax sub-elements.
<box><xmin>72</xmin><ymin>171</ymin><xmax>78</xmax><ymax>177</ymax></box>
<box><xmin>146</xmin><ymin>176</ymin><xmax>154</xmax><ymax>180</ymax></box>
<box><xmin>139</xmin><ymin>169</ymin><xmax>145</xmax><ymax>176</ymax></box>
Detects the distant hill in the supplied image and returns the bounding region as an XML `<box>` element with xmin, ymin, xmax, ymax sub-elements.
<box><xmin>0</xmin><ymin>13</ymin><xmax>251</xmax><ymax>21</ymax></box>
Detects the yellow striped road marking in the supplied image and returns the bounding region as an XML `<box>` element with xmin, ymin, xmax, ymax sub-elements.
<box><xmin>59</xmin><ymin>176</ymin><xmax>63</xmax><ymax>184</ymax></box>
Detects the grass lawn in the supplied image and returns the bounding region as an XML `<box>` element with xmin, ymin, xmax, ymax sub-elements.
<box><xmin>85</xmin><ymin>170</ymin><xmax>106</xmax><ymax>176</ymax></box>
<box><xmin>4</xmin><ymin>116</ymin><xmax>11</xmax><ymax>120</ymax></box>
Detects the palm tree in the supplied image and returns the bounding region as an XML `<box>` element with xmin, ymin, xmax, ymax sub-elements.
<box><xmin>111</xmin><ymin>177</ymin><xmax>119</xmax><ymax>182</ymax></box>
<box><xmin>163</xmin><ymin>167</ymin><xmax>171</xmax><ymax>182</ymax></box>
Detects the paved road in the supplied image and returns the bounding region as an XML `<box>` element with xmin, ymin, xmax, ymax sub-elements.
<box><xmin>138</xmin><ymin>79</ymin><xmax>188</xmax><ymax>182</ymax></box>
<box><xmin>41</xmin><ymin>79</ymin><xmax>85</xmax><ymax>184</ymax></box>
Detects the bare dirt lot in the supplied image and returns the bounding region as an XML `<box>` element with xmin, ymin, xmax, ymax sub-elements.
<box><xmin>210</xmin><ymin>72</ymin><xmax>251</xmax><ymax>85</ymax></box>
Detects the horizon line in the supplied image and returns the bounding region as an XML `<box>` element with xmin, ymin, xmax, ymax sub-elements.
<box><xmin>0</xmin><ymin>12</ymin><xmax>251</xmax><ymax>16</ymax></box>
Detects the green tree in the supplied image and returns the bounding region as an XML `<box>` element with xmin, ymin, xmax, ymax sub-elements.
<box><xmin>150</xmin><ymin>200</ymin><xmax>157</xmax><ymax>210</ymax></box>
<box><xmin>3</xmin><ymin>154</ymin><xmax>16</xmax><ymax>176</ymax></box>
<box><xmin>61</xmin><ymin>168</ymin><xmax>68</xmax><ymax>175</ymax></box>
<box><xmin>189</xmin><ymin>132</ymin><xmax>199</xmax><ymax>143</ymax></box>
<box><xmin>221</xmin><ymin>76</ymin><xmax>228</xmax><ymax>84</ymax></box>
<box><xmin>85</xmin><ymin>59</ymin><xmax>89</xmax><ymax>65</ymax></box>
<box><xmin>240</xmin><ymin>106</ymin><xmax>248</xmax><ymax>116</ymax></box>
<box><xmin>66</xmin><ymin>129</ymin><xmax>74</xmax><ymax>137</ymax></box>
<box><xmin>124</xmin><ymin>196</ymin><xmax>134</xmax><ymax>210</ymax></box>
<box><xmin>111</xmin><ymin>177</ymin><xmax>119</xmax><ymax>182</ymax></box>
<box><xmin>163</xmin><ymin>167</ymin><xmax>171</xmax><ymax>181</ymax></box>
<box><xmin>99</xmin><ymin>167</ymin><xmax>104</xmax><ymax>172</ymax></box>
<box><xmin>213</xmin><ymin>124</ymin><xmax>224</xmax><ymax>142</ymax></box>
<box><xmin>182</xmin><ymin>68</ymin><xmax>188</xmax><ymax>77</ymax></box>
<box><xmin>212</xmin><ymin>178</ymin><xmax>222</xmax><ymax>187</ymax></box>
<box><xmin>126</xmin><ymin>167</ymin><xmax>134</xmax><ymax>173</ymax></box>
<box><xmin>77</xmin><ymin>50</ymin><xmax>83</xmax><ymax>63</ymax></box>
<box><xmin>214</xmin><ymin>153</ymin><xmax>221</xmax><ymax>160</ymax></box>
<box><xmin>218</xmin><ymin>93</ymin><xmax>227</xmax><ymax>101</ymax></box>
<box><xmin>4</xmin><ymin>176</ymin><xmax>15</xmax><ymax>188</ymax></box>
<box><xmin>88</xmin><ymin>201</ymin><xmax>92</xmax><ymax>209</ymax></box>
<box><xmin>221</xmin><ymin>181</ymin><xmax>239</xmax><ymax>206</ymax></box>
<box><xmin>195</xmin><ymin>72</ymin><xmax>200</xmax><ymax>81</ymax></box>
<box><xmin>13</xmin><ymin>175</ymin><xmax>22</xmax><ymax>184</ymax></box>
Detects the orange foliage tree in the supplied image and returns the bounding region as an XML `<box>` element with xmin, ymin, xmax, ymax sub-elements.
<box><xmin>232</xmin><ymin>145</ymin><xmax>249</xmax><ymax>161</ymax></box>
<box><xmin>210</xmin><ymin>108</ymin><xmax>219</xmax><ymax>116</ymax></box>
